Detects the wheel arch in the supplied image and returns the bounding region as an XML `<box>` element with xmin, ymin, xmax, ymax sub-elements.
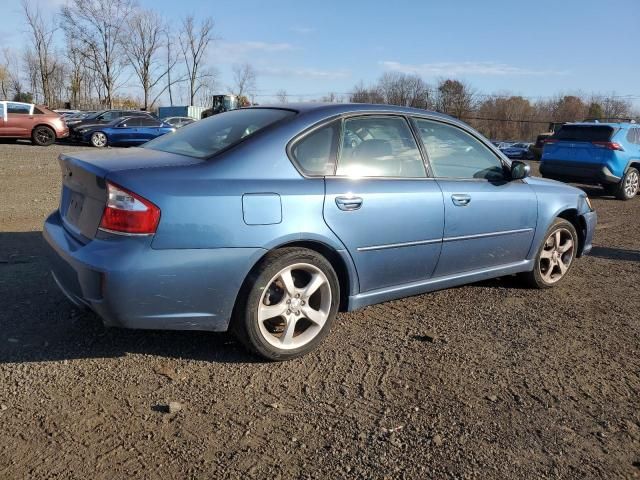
<box><xmin>32</xmin><ymin>123</ymin><xmax>57</xmax><ymax>138</ymax></box>
<box><xmin>556</xmin><ymin>208</ymin><xmax>586</xmax><ymax>257</ymax></box>
<box><xmin>235</xmin><ymin>239</ymin><xmax>357</xmax><ymax>315</ymax></box>
<box><xmin>626</xmin><ymin>160</ymin><xmax>640</xmax><ymax>174</ymax></box>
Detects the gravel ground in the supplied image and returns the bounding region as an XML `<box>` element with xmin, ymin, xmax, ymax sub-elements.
<box><xmin>0</xmin><ymin>142</ymin><xmax>639</xmax><ymax>479</ymax></box>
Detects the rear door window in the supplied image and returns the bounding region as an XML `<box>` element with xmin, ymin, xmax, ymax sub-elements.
<box><xmin>554</xmin><ymin>125</ymin><xmax>614</xmax><ymax>142</ymax></box>
<box><xmin>336</xmin><ymin>116</ymin><xmax>426</xmax><ymax>178</ymax></box>
<box><xmin>120</xmin><ymin>118</ymin><xmax>142</xmax><ymax>128</ymax></box>
<box><xmin>139</xmin><ymin>117</ymin><xmax>161</xmax><ymax>127</ymax></box>
<box><xmin>0</xmin><ymin>103</ymin><xmax>5</xmax><ymax>119</ymax></box>
<box><xmin>7</xmin><ymin>103</ymin><xmax>31</xmax><ymax>114</ymax></box>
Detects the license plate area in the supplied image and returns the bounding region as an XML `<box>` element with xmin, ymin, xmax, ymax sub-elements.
<box><xmin>65</xmin><ymin>191</ymin><xmax>85</xmax><ymax>225</ymax></box>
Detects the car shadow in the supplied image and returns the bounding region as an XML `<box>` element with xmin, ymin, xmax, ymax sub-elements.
<box><xmin>589</xmin><ymin>246</ymin><xmax>640</xmax><ymax>263</ymax></box>
<box><xmin>571</xmin><ymin>184</ymin><xmax>617</xmax><ymax>200</ymax></box>
<box><xmin>0</xmin><ymin>231</ymin><xmax>259</xmax><ymax>365</ymax></box>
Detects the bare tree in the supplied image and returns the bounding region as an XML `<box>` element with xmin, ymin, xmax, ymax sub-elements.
<box><xmin>2</xmin><ymin>49</ymin><xmax>24</xmax><ymax>99</ymax></box>
<box><xmin>436</xmin><ymin>79</ymin><xmax>475</xmax><ymax>118</ymax></box>
<box><xmin>275</xmin><ymin>89</ymin><xmax>288</xmax><ymax>103</ymax></box>
<box><xmin>124</xmin><ymin>9</ymin><xmax>171</xmax><ymax>110</ymax></box>
<box><xmin>0</xmin><ymin>63</ymin><xmax>9</xmax><ymax>99</ymax></box>
<box><xmin>164</xmin><ymin>28</ymin><xmax>184</xmax><ymax>107</ymax></box>
<box><xmin>22</xmin><ymin>0</ymin><xmax>60</xmax><ymax>106</ymax></box>
<box><xmin>231</xmin><ymin>62</ymin><xmax>257</xmax><ymax>100</ymax></box>
<box><xmin>61</xmin><ymin>0</ymin><xmax>134</xmax><ymax>108</ymax></box>
<box><xmin>178</xmin><ymin>15</ymin><xmax>215</xmax><ymax>105</ymax></box>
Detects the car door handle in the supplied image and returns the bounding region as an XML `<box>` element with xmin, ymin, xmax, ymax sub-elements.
<box><xmin>335</xmin><ymin>196</ymin><xmax>363</xmax><ymax>211</ymax></box>
<box><xmin>451</xmin><ymin>194</ymin><xmax>471</xmax><ymax>206</ymax></box>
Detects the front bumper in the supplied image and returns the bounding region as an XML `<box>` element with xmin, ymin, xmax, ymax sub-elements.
<box><xmin>43</xmin><ymin>210</ymin><xmax>265</xmax><ymax>331</ymax></box>
<box><xmin>540</xmin><ymin>160</ymin><xmax>621</xmax><ymax>185</ymax></box>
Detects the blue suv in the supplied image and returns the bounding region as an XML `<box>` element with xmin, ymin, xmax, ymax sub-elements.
<box><xmin>540</xmin><ymin>122</ymin><xmax>640</xmax><ymax>200</ymax></box>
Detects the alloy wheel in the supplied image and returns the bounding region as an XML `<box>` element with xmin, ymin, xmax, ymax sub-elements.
<box><xmin>36</xmin><ymin>128</ymin><xmax>53</xmax><ymax>144</ymax></box>
<box><xmin>624</xmin><ymin>170</ymin><xmax>639</xmax><ymax>198</ymax></box>
<box><xmin>92</xmin><ymin>132</ymin><xmax>107</xmax><ymax>147</ymax></box>
<box><xmin>539</xmin><ymin>228</ymin><xmax>575</xmax><ymax>284</ymax></box>
<box><xmin>257</xmin><ymin>263</ymin><xmax>331</xmax><ymax>350</ymax></box>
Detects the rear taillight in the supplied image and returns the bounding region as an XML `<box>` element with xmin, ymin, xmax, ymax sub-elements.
<box><xmin>99</xmin><ymin>182</ymin><xmax>160</xmax><ymax>235</ymax></box>
<box><xmin>542</xmin><ymin>138</ymin><xmax>558</xmax><ymax>144</ymax></box>
<box><xmin>592</xmin><ymin>141</ymin><xmax>624</xmax><ymax>151</ymax></box>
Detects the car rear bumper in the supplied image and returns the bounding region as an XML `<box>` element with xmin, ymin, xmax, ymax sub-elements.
<box><xmin>540</xmin><ymin>160</ymin><xmax>621</xmax><ymax>184</ymax></box>
<box><xmin>43</xmin><ymin>210</ymin><xmax>265</xmax><ymax>332</ymax></box>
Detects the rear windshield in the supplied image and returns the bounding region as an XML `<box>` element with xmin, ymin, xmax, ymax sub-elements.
<box><xmin>553</xmin><ymin>125</ymin><xmax>615</xmax><ymax>142</ymax></box>
<box><xmin>143</xmin><ymin>108</ymin><xmax>296</xmax><ymax>159</ymax></box>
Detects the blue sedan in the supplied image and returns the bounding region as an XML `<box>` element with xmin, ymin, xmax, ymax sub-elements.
<box><xmin>43</xmin><ymin>104</ymin><xmax>596</xmax><ymax>360</ymax></box>
<box><xmin>76</xmin><ymin>116</ymin><xmax>176</xmax><ymax>147</ymax></box>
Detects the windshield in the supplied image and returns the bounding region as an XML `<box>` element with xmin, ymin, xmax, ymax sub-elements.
<box><xmin>85</xmin><ymin>111</ymin><xmax>104</xmax><ymax>120</ymax></box>
<box><xmin>143</xmin><ymin>108</ymin><xmax>296</xmax><ymax>158</ymax></box>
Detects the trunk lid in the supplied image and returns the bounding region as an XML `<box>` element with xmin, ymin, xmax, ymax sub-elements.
<box><xmin>57</xmin><ymin>147</ymin><xmax>202</xmax><ymax>241</ymax></box>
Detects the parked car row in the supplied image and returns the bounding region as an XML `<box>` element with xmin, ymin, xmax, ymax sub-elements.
<box><xmin>0</xmin><ymin>102</ymin><xmax>198</xmax><ymax>147</ymax></box>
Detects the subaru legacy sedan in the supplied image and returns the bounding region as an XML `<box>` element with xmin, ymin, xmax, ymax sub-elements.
<box><xmin>43</xmin><ymin>104</ymin><xmax>596</xmax><ymax>360</ymax></box>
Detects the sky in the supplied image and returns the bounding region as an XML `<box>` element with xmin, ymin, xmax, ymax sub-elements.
<box><xmin>1</xmin><ymin>0</ymin><xmax>640</xmax><ymax>106</ymax></box>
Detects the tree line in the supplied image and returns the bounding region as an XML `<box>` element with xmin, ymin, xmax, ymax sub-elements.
<box><xmin>0</xmin><ymin>0</ymin><xmax>259</xmax><ymax>111</ymax></box>
<box><xmin>349</xmin><ymin>72</ymin><xmax>636</xmax><ymax>141</ymax></box>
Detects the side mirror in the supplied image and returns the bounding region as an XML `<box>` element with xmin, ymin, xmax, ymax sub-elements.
<box><xmin>511</xmin><ymin>161</ymin><xmax>530</xmax><ymax>180</ymax></box>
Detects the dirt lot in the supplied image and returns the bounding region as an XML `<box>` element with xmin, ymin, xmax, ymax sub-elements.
<box><xmin>0</xmin><ymin>142</ymin><xmax>639</xmax><ymax>479</ymax></box>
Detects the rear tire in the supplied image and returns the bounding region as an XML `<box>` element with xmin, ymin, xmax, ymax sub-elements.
<box><xmin>232</xmin><ymin>248</ymin><xmax>340</xmax><ymax>361</ymax></box>
<box><xmin>521</xmin><ymin>218</ymin><xmax>578</xmax><ymax>289</ymax></box>
<box><xmin>612</xmin><ymin>167</ymin><xmax>639</xmax><ymax>200</ymax></box>
<box><xmin>31</xmin><ymin>126</ymin><xmax>55</xmax><ymax>146</ymax></box>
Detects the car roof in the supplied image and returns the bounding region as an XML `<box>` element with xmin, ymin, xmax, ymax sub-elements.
<box><xmin>255</xmin><ymin>102</ymin><xmax>455</xmax><ymax>120</ymax></box>
<box><xmin>565</xmin><ymin>121</ymin><xmax>636</xmax><ymax>128</ymax></box>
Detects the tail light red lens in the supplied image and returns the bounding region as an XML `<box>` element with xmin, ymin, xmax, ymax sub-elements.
<box><xmin>592</xmin><ymin>141</ymin><xmax>624</xmax><ymax>151</ymax></box>
<box><xmin>99</xmin><ymin>182</ymin><xmax>160</xmax><ymax>235</ymax></box>
<box><xmin>542</xmin><ymin>138</ymin><xmax>558</xmax><ymax>144</ymax></box>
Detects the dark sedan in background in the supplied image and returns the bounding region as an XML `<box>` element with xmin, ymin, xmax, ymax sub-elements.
<box><xmin>76</xmin><ymin>116</ymin><xmax>175</xmax><ymax>147</ymax></box>
<box><xmin>500</xmin><ymin>142</ymin><xmax>534</xmax><ymax>159</ymax></box>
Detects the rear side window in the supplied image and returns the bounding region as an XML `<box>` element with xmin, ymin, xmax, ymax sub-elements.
<box><xmin>144</xmin><ymin>108</ymin><xmax>295</xmax><ymax>159</ymax></box>
<box><xmin>33</xmin><ymin>107</ymin><xmax>44</xmax><ymax>115</ymax></box>
<box><xmin>414</xmin><ymin>118</ymin><xmax>505</xmax><ymax>181</ymax></box>
<box><xmin>291</xmin><ymin>122</ymin><xmax>339</xmax><ymax>176</ymax></box>
<box><xmin>0</xmin><ymin>104</ymin><xmax>4</xmax><ymax>117</ymax></box>
<box><xmin>626</xmin><ymin>128</ymin><xmax>640</xmax><ymax>145</ymax></box>
<box><xmin>554</xmin><ymin>125</ymin><xmax>614</xmax><ymax>142</ymax></box>
<box><xmin>7</xmin><ymin>103</ymin><xmax>30</xmax><ymax>114</ymax></box>
<box><xmin>336</xmin><ymin>116</ymin><xmax>425</xmax><ymax>178</ymax></box>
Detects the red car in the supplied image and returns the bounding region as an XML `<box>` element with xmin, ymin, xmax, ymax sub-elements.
<box><xmin>0</xmin><ymin>101</ymin><xmax>69</xmax><ymax>146</ymax></box>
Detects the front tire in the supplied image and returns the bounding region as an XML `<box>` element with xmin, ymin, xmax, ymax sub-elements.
<box><xmin>612</xmin><ymin>167</ymin><xmax>639</xmax><ymax>200</ymax></box>
<box><xmin>31</xmin><ymin>126</ymin><xmax>55</xmax><ymax>146</ymax></box>
<box><xmin>90</xmin><ymin>132</ymin><xmax>108</xmax><ymax>148</ymax></box>
<box><xmin>233</xmin><ymin>248</ymin><xmax>340</xmax><ymax>361</ymax></box>
<box><xmin>521</xmin><ymin>218</ymin><xmax>578</xmax><ymax>289</ymax></box>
